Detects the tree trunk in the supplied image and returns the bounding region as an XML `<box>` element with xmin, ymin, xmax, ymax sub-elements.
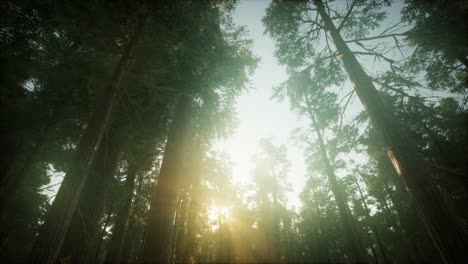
<box><xmin>104</xmin><ymin>164</ymin><xmax>137</xmax><ymax>264</ymax></box>
<box><xmin>120</xmin><ymin>172</ymin><xmax>145</xmax><ymax>263</ymax></box>
<box><xmin>94</xmin><ymin>205</ymin><xmax>113</xmax><ymax>264</ymax></box>
<box><xmin>183</xmin><ymin>161</ymin><xmax>202</xmax><ymax>263</ymax></box>
<box><xmin>140</xmin><ymin>94</ymin><xmax>194</xmax><ymax>264</ymax></box>
<box><xmin>0</xmin><ymin>122</ymin><xmax>50</xmax><ymax>219</ymax></box>
<box><xmin>314</xmin><ymin>1</ymin><xmax>468</xmax><ymax>262</ymax></box>
<box><xmin>377</xmin><ymin>175</ymin><xmax>419</xmax><ymax>263</ymax></box>
<box><xmin>59</xmin><ymin>136</ymin><xmax>120</xmax><ymax>263</ymax></box>
<box><xmin>27</xmin><ymin>17</ymin><xmax>145</xmax><ymax>263</ymax></box>
<box><xmin>169</xmin><ymin>193</ymin><xmax>183</xmax><ymax>264</ymax></box>
<box><xmin>311</xmin><ymin>186</ymin><xmax>330</xmax><ymax>263</ymax></box>
<box><xmin>120</xmin><ymin>218</ymin><xmax>135</xmax><ymax>264</ymax></box>
<box><xmin>271</xmin><ymin>189</ymin><xmax>282</xmax><ymax>262</ymax></box>
<box><xmin>306</xmin><ymin>103</ymin><xmax>367</xmax><ymax>263</ymax></box>
<box><xmin>174</xmin><ymin>190</ymin><xmax>191</xmax><ymax>263</ymax></box>
<box><xmin>352</xmin><ymin>175</ymin><xmax>389</xmax><ymax>264</ymax></box>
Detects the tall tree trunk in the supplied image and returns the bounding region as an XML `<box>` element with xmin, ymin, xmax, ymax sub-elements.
<box><xmin>94</xmin><ymin>204</ymin><xmax>113</xmax><ymax>264</ymax></box>
<box><xmin>28</xmin><ymin>17</ymin><xmax>145</xmax><ymax>263</ymax></box>
<box><xmin>120</xmin><ymin>172</ymin><xmax>145</xmax><ymax>263</ymax></box>
<box><xmin>183</xmin><ymin>157</ymin><xmax>203</xmax><ymax>263</ymax></box>
<box><xmin>169</xmin><ymin>193</ymin><xmax>183</xmax><ymax>264</ymax></box>
<box><xmin>215</xmin><ymin>214</ymin><xmax>232</xmax><ymax>264</ymax></box>
<box><xmin>59</xmin><ymin>135</ymin><xmax>120</xmax><ymax>263</ymax></box>
<box><xmin>271</xmin><ymin>189</ymin><xmax>282</xmax><ymax>262</ymax></box>
<box><xmin>311</xmin><ymin>186</ymin><xmax>330</xmax><ymax>263</ymax></box>
<box><xmin>104</xmin><ymin>164</ymin><xmax>137</xmax><ymax>264</ymax></box>
<box><xmin>140</xmin><ymin>94</ymin><xmax>194</xmax><ymax>264</ymax></box>
<box><xmin>120</xmin><ymin>217</ymin><xmax>135</xmax><ymax>264</ymax></box>
<box><xmin>282</xmin><ymin>216</ymin><xmax>289</xmax><ymax>262</ymax></box>
<box><xmin>314</xmin><ymin>1</ymin><xmax>468</xmax><ymax>262</ymax></box>
<box><xmin>0</xmin><ymin>121</ymin><xmax>51</xmax><ymax>219</ymax></box>
<box><xmin>377</xmin><ymin>176</ymin><xmax>419</xmax><ymax>263</ymax></box>
<box><xmin>352</xmin><ymin>175</ymin><xmax>389</xmax><ymax>264</ymax></box>
<box><xmin>305</xmin><ymin>103</ymin><xmax>367</xmax><ymax>263</ymax></box>
<box><xmin>174</xmin><ymin>190</ymin><xmax>190</xmax><ymax>263</ymax></box>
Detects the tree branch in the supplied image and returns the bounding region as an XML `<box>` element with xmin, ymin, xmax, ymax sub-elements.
<box><xmin>345</xmin><ymin>32</ymin><xmax>409</xmax><ymax>43</ymax></box>
<box><xmin>338</xmin><ymin>89</ymin><xmax>355</xmax><ymax>135</ymax></box>
<box><xmin>353</xmin><ymin>51</ymin><xmax>396</xmax><ymax>65</ymax></box>
<box><xmin>337</xmin><ymin>0</ymin><xmax>357</xmax><ymax>32</ymax></box>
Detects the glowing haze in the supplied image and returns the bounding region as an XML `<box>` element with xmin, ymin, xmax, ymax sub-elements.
<box><xmin>214</xmin><ymin>0</ymin><xmax>307</xmax><ymax>210</ymax></box>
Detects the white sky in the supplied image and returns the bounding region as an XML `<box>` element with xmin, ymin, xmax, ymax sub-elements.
<box><xmin>215</xmin><ymin>0</ymin><xmax>307</xmax><ymax>210</ymax></box>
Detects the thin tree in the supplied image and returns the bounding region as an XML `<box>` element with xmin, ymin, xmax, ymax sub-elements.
<box><xmin>303</xmin><ymin>96</ymin><xmax>367</xmax><ymax>263</ymax></box>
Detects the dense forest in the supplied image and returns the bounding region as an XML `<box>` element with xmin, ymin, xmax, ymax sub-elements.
<box><xmin>1</xmin><ymin>0</ymin><xmax>467</xmax><ymax>263</ymax></box>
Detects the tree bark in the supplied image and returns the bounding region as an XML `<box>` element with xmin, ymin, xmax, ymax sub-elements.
<box><xmin>169</xmin><ymin>192</ymin><xmax>184</xmax><ymax>264</ymax></box>
<box><xmin>27</xmin><ymin>17</ymin><xmax>144</xmax><ymax>263</ymax></box>
<box><xmin>0</xmin><ymin>122</ymin><xmax>50</xmax><ymax>219</ymax></box>
<box><xmin>174</xmin><ymin>190</ymin><xmax>191</xmax><ymax>264</ymax></box>
<box><xmin>104</xmin><ymin>164</ymin><xmax>137</xmax><ymax>264</ymax></box>
<box><xmin>377</xmin><ymin>175</ymin><xmax>420</xmax><ymax>262</ymax></box>
<box><xmin>140</xmin><ymin>94</ymin><xmax>194</xmax><ymax>264</ymax></box>
<box><xmin>120</xmin><ymin>172</ymin><xmax>145</xmax><ymax>263</ymax></box>
<box><xmin>352</xmin><ymin>175</ymin><xmax>389</xmax><ymax>264</ymax></box>
<box><xmin>183</xmin><ymin>154</ymin><xmax>203</xmax><ymax>263</ymax></box>
<box><xmin>271</xmin><ymin>187</ymin><xmax>282</xmax><ymax>262</ymax></box>
<box><xmin>314</xmin><ymin>1</ymin><xmax>468</xmax><ymax>262</ymax></box>
<box><xmin>59</xmin><ymin>136</ymin><xmax>120</xmax><ymax>263</ymax></box>
<box><xmin>311</xmin><ymin>186</ymin><xmax>330</xmax><ymax>263</ymax></box>
<box><xmin>94</xmin><ymin>205</ymin><xmax>113</xmax><ymax>264</ymax></box>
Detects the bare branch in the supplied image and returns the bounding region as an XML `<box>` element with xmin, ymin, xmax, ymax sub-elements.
<box><xmin>337</xmin><ymin>0</ymin><xmax>357</xmax><ymax>32</ymax></box>
<box><xmin>345</xmin><ymin>32</ymin><xmax>409</xmax><ymax>43</ymax></box>
<box><xmin>338</xmin><ymin>89</ymin><xmax>355</xmax><ymax>135</ymax></box>
<box><xmin>353</xmin><ymin>51</ymin><xmax>396</xmax><ymax>65</ymax></box>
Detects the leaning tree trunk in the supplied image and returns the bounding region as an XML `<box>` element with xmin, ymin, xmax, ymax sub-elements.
<box><xmin>104</xmin><ymin>164</ymin><xmax>137</xmax><ymax>264</ymax></box>
<box><xmin>59</xmin><ymin>135</ymin><xmax>120</xmax><ymax>263</ymax></box>
<box><xmin>314</xmin><ymin>1</ymin><xmax>468</xmax><ymax>262</ymax></box>
<box><xmin>28</xmin><ymin>18</ymin><xmax>145</xmax><ymax>264</ymax></box>
<box><xmin>140</xmin><ymin>94</ymin><xmax>194</xmax><ymax>264</ymax></box>
<box><xmin>306</xmin><ymin>104</ymin><xmax>367</xmax><ymax>263</ymax></box>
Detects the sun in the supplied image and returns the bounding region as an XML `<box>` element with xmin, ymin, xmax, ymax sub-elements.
<box><xmin>208</xmin><ymin>204</ymin><xmax>230</xmax><ymax>221</ymax></box>
<box><xmin>215</xmin><ymin>136</ymin><xmax>304</xmax><ymax>211</ymax></box>
<box><xmin>208</xmin><ymin>204</ymin><xmax>231</xmax><ymax>232</ymax></box>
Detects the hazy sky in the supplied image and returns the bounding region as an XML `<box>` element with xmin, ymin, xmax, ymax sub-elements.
<box><xmin>215</xmin><ymin>0</ymin><xmax>412</xmax><ymax>210</ymax></box>
<box><xmin>216</xmin><ymin>0</ymin><xmax>308</xmax><ymax>210</ymax></box>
